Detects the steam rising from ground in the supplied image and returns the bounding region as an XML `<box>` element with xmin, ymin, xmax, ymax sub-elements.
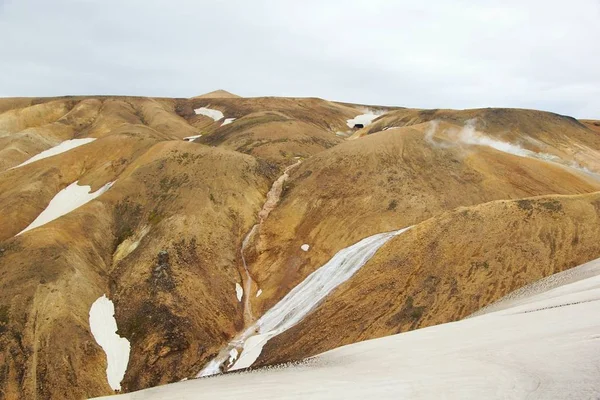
<box><xmin>425</xmin><ymin>119</ymin><xmax>595</xmax><ymax>175</ymax></box>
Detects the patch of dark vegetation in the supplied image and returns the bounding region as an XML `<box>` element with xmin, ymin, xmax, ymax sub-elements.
<box><xmin>148</xmin><ymin>210</ymin><xmax>163</xmax><ymax>226</ymax></box>
<box><xmin>471</xmin><ymin>260</ymin><xmax>490</xmax><ymax>269</ymax></box>
<box><xmin>172</xmin><ymin>151</ymin><xmax>203</xmax><ymax>166</ymax></box>
<box><xmin>121</xmin><ymin>301</ymin><xmax>190</xmax><ymax>352</ymax></box>
<box><xmin>388</xmin><ymin>296</ymin><xmax>426</xmax><ymax>330</ymax></box>
<box><xmin>387</xmin><ymin>199</ymin><xmax>398</xmax><ymax>211</ymax></box>
<box><xmin>254</xmin><ymin>158</ymin><xmax>279</xmax><ymax>180</ymax></box>
<box><xmin>516</xmin><ymin>199</ymin><xmax>534</xmax><ymax>218</ymax></box>
<box><xmin>418</xmin><ymin>109</ymin><xmax>439</xmax><ymax>121</ymax></box>
<box><xmin>281</xmin><ymin>180</ymin><xmax>295</xmax><ymax>199</ymax></box>
<box><xmin>592</xmin><ymin>199</ymin><xmax>600</xmax><ymax>215</ymax></box>
<box><xmin>173</xmin><ymin>238</ymin><xmax>200</xmax><ymax>267</ymax></box>
<box><xmin>539</xmin><ymin>199</ymin><xmax>563</xmax><ymax>213</ymax></box>
<box><xmin>0</xmin><ymin>305</ymin><xmax>9</xmax><ymax>325</ymax></box>
<box><xmin>517</xmin><ymin>198</ymin><xmax>563</xmax><ymax>218</ymax></box>
<box><xmin>148</xmin><ymin>250</ymin><xmax>175</xmax><ymax>292</ymax></box>
<box><xmin>423</xmin><ymin>275</ymin><xmax>441</xmax><ymax>294</ymax></box>
<box><xmin>113</xmin><ymin>199</ymin><xmax>143</xmax><ymax>248</ymax></box>
<box><xmin>553</xmin><ymin>112</ymin><xmax>588</xmax><ymax>129</ymax></box>
<box><xmin>517</xmin><ymin>199</ymin><xmax>533</xmax><ymax>211</ymax></box>
<box><xmin>297</xmin><ymin>169</ymin><xmax>313</xmax><ymax>180</ymax></box>
<box><xmin>159</xmin><ymin>173</ymin><xmax>190</xmax><ymax>192</ymax></box>
<box><xmin>130</xmin><ymin>103</ymin><xmax>148</xmax><ymax>126</ymax></box>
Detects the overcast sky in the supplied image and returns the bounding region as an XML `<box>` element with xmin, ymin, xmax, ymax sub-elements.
<box><xmin>0</xmin><ymin>0</ymin><xmax>599</xmax><ymax>118</ymax></box>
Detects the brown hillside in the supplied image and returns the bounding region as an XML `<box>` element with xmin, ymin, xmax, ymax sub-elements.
<box><xmin>257</xmin><ymin>191</ymin><xmax>600</xmax><ymax>366</ymax></box>
<box><xmin>0</xmin><ymin>142</ymin><xmax>273</xmax><ymax>398</ymax></box>
<box><xmin>1</xmin><ymin>95</ymin><xmax>599</xmax><ymax>399</ymax></box>
<box><xmin>245</xmin><ymin>123</ymin><xmax>600</xmax><ymax>316</ymax></box>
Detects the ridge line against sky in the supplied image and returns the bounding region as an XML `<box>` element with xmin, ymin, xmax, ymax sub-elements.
<box><xmin>0</xmin><ymin>0</ymin><xmax>598</xmax><ymax>119</ymax></box>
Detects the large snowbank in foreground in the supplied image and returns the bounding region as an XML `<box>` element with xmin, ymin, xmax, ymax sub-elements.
<box><xmin>96</xmin><ymin>257</ymin><xmax>600</xmax><ymax>399</ymax></box>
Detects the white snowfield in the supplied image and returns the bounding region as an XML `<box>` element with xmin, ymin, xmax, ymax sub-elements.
<box><xmin>183</xmin><ymin>134</ymin><xmax>202</xmax><ymax>142</ymax></box>
<box><xmin>197</xmin><ymin>227</ymin><xmax>410</xmax><ymax>377</ymax></box>
<box><xmin>17</xmin><ymin>181</ymin><xmax>114</xmax><ymax>235</ymax></box>
<box><xmin>89</xmin><ymin>295</ymin><xmax>131</xmax><ymax>391</ymax></box>
<box><xmin>95</xmin><ymin>257</ymin><xmax>600</xmax><ymax>400</ymax></box>
<box><xmin>11</xmin><ymin>138</ymin><xmax>96</xmax><ymax>169</ymax></box>
<box><xmin>346</xmin><ymin>110</ymin><xmax>386</xmax><ymax>128</ymax></box>
<box><xmin>221</xmin><ymin>118</ymin><xmax>236</xmax><ymax>126</ymax></box>
<box><xmin>194</xmin><ymin>107</ymin><xmax>224</xmax><ymax>121</ymax></box>
<box><xmin>300</xmin><ymin>244</ymin><xmax>310</xmax><ymax>251</ymax></box>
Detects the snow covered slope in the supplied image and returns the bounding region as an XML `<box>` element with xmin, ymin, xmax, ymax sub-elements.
<box><xmin>96</xmin><ymin>257</ymin><xmax>600</xmax><ymax>399</ymax></box>
<box><xmin>18</xmin><ymin>180</ymin><xmax>113</xmax><ymax>235</ymax></box>
<box><xmin>11</xmin><ymin>138</ymin><xmax>96</xmax><ymax>169</ymax></box>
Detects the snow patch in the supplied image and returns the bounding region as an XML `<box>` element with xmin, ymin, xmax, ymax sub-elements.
<box><xmin>183</xmin><ymin>134</ymin><xmax>202</xmax><ymax>142</ymax></box>
<box><xmin>236</xmin><ymin>283</ymin><xmax>244</xmax><ymax>302</ymax></box>
<box><xmin>12</xmin><ymin>138</ymin><xmax>96</xmax><ymax>169</ymax></box>
<box><xmin>221</xmin><ymin>118</ymin><xmax>236</xmax><ymax>126</ymax></box>
<box><xmin>256</xmin><ymin>289</ymin><xmax>262</xmax><ymax>298</ymax></box>
<box><xmin>300</xmin><ymin>244</ymin><xmax>310</xmax><ymax>252</ymax></box>
<box><xmin>89</xmin><ymin>295</ymin><xmax>130</xmax><ymax>391</ymax></box>
<box><xmin>18</xmin><ymin>181</ymin><xmax>114</xmax><ymax>235</ymax></box>
<box><xmin>194</xmin><ymin>107</ymin><xmax>224</xmax><ymax>121</ymax></box>
<box><xmin>229</xmin><ymin>333</ymin><xmax>274</xmax><ymax>371</ymax></box>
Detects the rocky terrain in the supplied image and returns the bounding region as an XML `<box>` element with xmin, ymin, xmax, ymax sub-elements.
<box><xmin>0</xmin><ymin>91</ymin><xmax>599</xmax><ymax>399</ymax></box>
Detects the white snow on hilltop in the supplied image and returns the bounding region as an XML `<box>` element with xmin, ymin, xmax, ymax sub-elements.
<box><xmin>300</xmin><ymin>244</ymin><xmax>310</xmax><ymax>252</ymax></box>
<box><xmin>89</xmin><ymin>295</ymin><xmax>130</xmax><ymax>391</ymax></box>
<box><xmin>194</xmin><ymin>107</ymin><xmax>224</xmax><ymax>121</ymax></box>
<box><xmin>94</xmin><ymin>257</ymin><xmax>600</xmax><ymax>400</ymax></box>
<box><xmin>11</xmin><ymin>138</ymin><xmax>96</xmax><ymax>169</ymax></box>
<box><xmin>221</xmin><ymin>118</ymin><xmax>236</xmax><ymax>126</ymax></box>
<box><xmin>235</xmin><ymin>283</ymin><xmax>244</xmax><ymax>302</ymax></box>
<box><xmin>17</xmin><ymin>181</ymin><xmax>114</xmax><ymax>235</ymax></box>
<box><xmin>346</xmin><ymin>110</ymin><xmax>386</xmax><ymax>128</ymax></box>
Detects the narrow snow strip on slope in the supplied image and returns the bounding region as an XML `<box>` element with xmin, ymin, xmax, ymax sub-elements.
<box><xmin>236</xmin><ymin>283</ymin><xmax>244</xmax><ymax>302</ymax></box>
<box><xmin>221</xmin><ymin>118</ymin><xmax>236</xmax><ymax>126</ymax></box>
<box><xmin>17</xmin><ymin>181</ymin><xmax>114</xmax><ymax>235</ymax></box>
<box><xmin>89</xmin><ymin>295</ymin><xmax>130</xmax><ymax>391</ymax></box>
<box><xmin>346</xmin><ymin>110</ymin><xmax>386</xmax><ymax>128</ymax></box>
<box><xmin>95</xmin><ymin>259</ymin><xmax>600</xmax><ymax>400</ymax></box>
<box><xmin>197</xmin><ymin>227</ymin><xmax>411</xmax><ymax>377</ymax></box>
<box><xmin>194</xmin><ymin>107</ymin><xmax>224</xmax><ymax>121</ymax></box>
<box><xmin>11</xmin><ymin>138</ymin><xmax>96</xmax><ymax>169</ymax></box>
<box><xmin>183</xmin><ymin>134</ymin><xmax>202</xmax><ymax>141</ymax></box>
